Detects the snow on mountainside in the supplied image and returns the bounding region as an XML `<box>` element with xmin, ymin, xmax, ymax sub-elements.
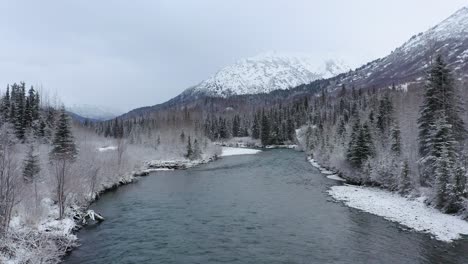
<box><xmin>186</xmin><ymin>52</ymin><xmax>350</xmax><ymax>97</ymax></box>
<box><xmin>329</xmin><ymin>6</ymin><xmax>468</xmax><ymax>91</ymax></box>
<box><xmin>68</xmin><ymin>104</ymin><xmax>123</xmax><ymax>121</ymax></box>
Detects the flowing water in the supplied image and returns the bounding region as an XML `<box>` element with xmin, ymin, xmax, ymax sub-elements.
<box><xmin>65</xmin><ymin>149</ymin><xmax>468</xmax><ymax>264</ymax></box>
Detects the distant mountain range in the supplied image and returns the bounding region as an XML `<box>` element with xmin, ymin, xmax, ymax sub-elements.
<box><xmin>118</xmin><ymin>6</ymin><xmax>468</xmax><ymax>119</ymax></box>
<box><xmin>68</xmin><ymin>104</ymin><xmax>123</xmax><ymax>121</ymax></box>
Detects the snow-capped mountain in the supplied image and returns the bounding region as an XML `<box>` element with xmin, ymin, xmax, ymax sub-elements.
<box><xmin>328</xmin><ymin>6</ymin><xmax>468</xmax><ymax>91</ymax></box>
<box><xmin>121</xmin><ymin>6</ymin><xmax>468</xmax><ymax>119</ymax></box>
<box><xmin>184</xmin><ymin>52</ymin><xmax>350</xmax><ymax>97</ymax></box>
<box><xmin>68</xmin><ymin>104</ymin><xmax>123</xmax><ymax>121</ymax></box>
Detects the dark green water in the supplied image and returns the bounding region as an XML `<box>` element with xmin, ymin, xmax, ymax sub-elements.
<box><xmin>64</xmin><ymin>149</ymin><xmax>468</xmax><ymax>264</ymax></box>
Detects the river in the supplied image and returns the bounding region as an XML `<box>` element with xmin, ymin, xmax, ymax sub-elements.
<box><xmin>64</xmin><ymin>149</ymin><xmax>468</xmax><ymax>264</ymax></box>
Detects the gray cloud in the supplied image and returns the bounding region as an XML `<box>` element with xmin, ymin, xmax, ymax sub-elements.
<box><xmin>0</xmin><ymin>0</ymin><xmax>466</xmax><ymax>111</ymax></box>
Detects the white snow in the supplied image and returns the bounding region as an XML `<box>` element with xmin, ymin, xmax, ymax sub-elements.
<box><xmin>220</xmin><ymin>147</ymin><xmax>261</xmax><ymax>157</ymax></box>
<box><xmin>307</xmin><ymin>157</ymin><xmax>346</xmax><ymax>182</ymax></box>
<box><xmin>98</xmin><ymin>146</ymin><xmax>117</xmax><ymax>152</ymax></box>
<box><xmin>327</xmin><ymin>174</ymin><xmax>347</xmax><ymax>182</ymax></box>
<box><xmin>187</xmin><ymin>52</ymin><xmax>350</xmax><ymax>97</ymax></box>
<box><xmin>320</xmin><ymin>169</ymin><xmax>335</xmax><ymax>175</ymax></box>
<box><xmin>329</xmin><ymin>185</ymin><xmax>468</xmax><ymax>242</ymax></box>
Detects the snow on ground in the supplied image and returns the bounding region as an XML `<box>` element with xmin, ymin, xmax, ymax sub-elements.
<box><xmin>265</xmin><ymin>144</ymin><xmax>298</xmax><ymax>149</ymax></box>
<box><xmin>97</xmin><ymin>146</ymin><xmax>117</xmax><ymax>152</ymax></box>
<box><xmin>326</xmin><ymin>174</ymin><xmax>347</xmax><ymax>182</ymax></box>
<box><xmin>307</xmin><ymin>157</ymin><xmax>345</xmax><ymax>181</ymax></box>
<box><xmin>320</xmin><ymin>169</ymin><xmax>335</xmax><ymax>175</ymax></box>
<box><xmin>329</xmin><ymin>185</ymin><xmax>468</xmax><ymax>242</ymax></box>
<box><xmin>220</xmin><ymin>147</ymin><xmax>262</xmax><ymax>157</ymax></box>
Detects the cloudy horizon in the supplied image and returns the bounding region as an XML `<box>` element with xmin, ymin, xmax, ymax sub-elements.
<box><xmin>1</xmin><ymin>0</ymin><xmax>466</xmax><ymax>113</ymax></box>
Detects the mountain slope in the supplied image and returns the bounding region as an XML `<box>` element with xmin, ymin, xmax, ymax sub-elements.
<box><xmin>184</xmin><ymin>52</ymin><xmax>350</xmax><ymax>97</ymax></box>
<box><xmin>326</xmin><ymin>6</ymin><xmax>468</xmax><ymax>91</ymax></box>
<box><xmin>119</xmin><ymin>6</ymin><xmax>468</xmax><ymax>119</ymax></box>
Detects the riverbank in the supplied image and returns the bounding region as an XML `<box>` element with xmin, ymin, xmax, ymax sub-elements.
<box><xmin>1</xmin><ymin>146</ymin><xmax>262</xmax><ymax>264</ymax></box>
<box><xmin>307</xmin><ymin>157</ymin><xmax>468</xmax><ymax>242</ymax></box>
<box><xmin>328</xmin><ymin>185</ymin><xmax>468</xmax><ymax>242</ymax></box>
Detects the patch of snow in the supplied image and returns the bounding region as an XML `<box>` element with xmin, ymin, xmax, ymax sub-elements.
<box><xmin>326</xmin><ymin>174</ymin><xmax>347</xmax><ymax>182</ymax></box>
<box><xmin>98</xmin><ymin>146</ymin><xmax>117</xmax><ymax>152</ymax></box>
<box><xmin>320</xmin><ymin>169</ymin><xmax>335</xmax><ymax>175</ymax></box>
<box><xmin>220</xmin><ymin>147</ymin><xmax>261</xmax><ymax>157</ymax></box>
<box><xmin>328</xmin><ymin>185</ymin><xmax>468</xmax><ymax>242</ymax></box>
<box><xmin>307</xmin><ymin>157</ymin><xmax>322</xmax><ymax>169</ymax></box>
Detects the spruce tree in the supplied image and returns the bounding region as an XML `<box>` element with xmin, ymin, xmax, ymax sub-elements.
<box><xmin>23</xmin><ymin>144</ymin><xmax>41</xmax><ymax>209</ymax></box>
<box><xmin>346</xmin><ymin>120</ymin><xmax>362</xmax><ymax>168</ymax></box>
<box><xmin>192</xmin><ymin>138</ymin><xmax>202</xmax><ymax>160</ymax></box>
<box><xmin>418</xmin><ymin>55</ymin><xmax>466</xmax><ymax>158</ymax></box>
<box><xmin>390</xmin><ymin>123</ymin><xmax>402</xmax><ymax>155</ymax></box>
<box><xmin>398</xmin><ymin>160</ymin><xmax>412</xmax><ymax>195</ymax></box>
<box><xmin>1</xmin><ymin>85</ymin><xmax>10</xmax><ymax>121</ymax></box>
<box><xmin>260</xmin><ymin>110</ymin><xmax>270</xmax><ymax>146</ymax></box>
<box><xmin>232</xmin><ymin>115</ymin><xmax>241</xmax><ymax>137</ymax></box>
<box><xmin>251</xmin><ymin>113</ymin><xmax>260</xmax><ymax>139</ymax></box>
<box><xmin>50</xmin><ymin>107</ymin><xmax>78</xmax><ymax>161</ymax></box>
<box><xmin>180</xmin><ymin>130</ymin><xmax>186</xmax><ymax>143</ymax></box>
<box><xmin>429</xmin><ymin>112</ymin><xmax>459</xmax><ymax>212</ymax></box>
<box><xmin>23</xmin><ymin>144</ymin><xmax>40</xmax><ymax>183</ymax></box>
<box><xmin>185</xmin><ymin>136</ymin><xmax>193</xmax><ymax>159</ymax></box>
<box><xmin>49</xmin><ymin>107</ymin><xmax>77</xmax><ymax>219</ymax></box>
<box><xmin>376</xmin><ymin>94</ymin><xmax>393</xmax><ymax>134</ymax></box>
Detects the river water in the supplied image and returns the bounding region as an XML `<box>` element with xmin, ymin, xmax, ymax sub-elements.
<box><xmin>64</xmin><ymin>149</ymin><xmax>468</xmax><ymax>264</ymax></box>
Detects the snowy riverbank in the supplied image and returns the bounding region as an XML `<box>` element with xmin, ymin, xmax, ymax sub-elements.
<box><xmin>307</xmin><ymin>157</ymin><xmax>346</xmax><ymax>182</ymax></box>
<box><xmin>1</xmin><ymin>153</ymin><xmax>218</xmax><ymax>264</ymax></box>
<box><xmin>5</xmin><ymin>147</ymin><xmax>258</xmax><ymax>263</ymax></box>
<box><xmin>328</xmin><ymin>185</ymin><xmax>468</xmax><ymax>242</ymax></box>
<box><xmin>307</xmin><ymin>157</ymin><xmax>468</xmax><ymax>242</ymax></box>
<box><xmin>220</xmin><ymin>147</ymin><xmax>262</xmax><ymax>157</ymax></box>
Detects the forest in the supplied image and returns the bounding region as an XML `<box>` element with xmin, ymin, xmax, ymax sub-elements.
<box><xmin>0</xmin><ymin>84</ymin><xmax>219</xmax><ymax>263</ymax></box>
<box><xmin>1</xmin><ymin>55</ymin><xmax>467</xmax><ymax>263</ymax></box>
<box><xmin>95</xmin><ymin>55</ymin><xmax>468</xmax><ymax>215</ymax></box>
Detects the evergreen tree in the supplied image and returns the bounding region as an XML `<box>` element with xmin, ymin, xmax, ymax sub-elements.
<box><xmin>23</xmin><ymin>144</ymin><xmax>40</xmax><ymax>183</ymax></box>
<box><xmin>49</xmin><ymin>107</ymin><xmax>77</xmax><ymax>219</ymax></box>
<box><xmin>305</xmin><ymin>125</ymin><xmax>314</xmax><ymax>151</ymax></box>
<box><xmin>376</xmin><ymin>94</ymin><xmax>393</xmax><ymax>134</ymax></box>
<box><xmin>398</xmin><ymin>160</ymin><xmax>412</xmax><ymax>195</ymax></box>
<box><xmin>390</xmin><ymin>123</ymin><xmax>402</xmax><ymax>155</ymax></box>
<box><xmin>251</xmin><ymin>113</ymin><xmax>260</xmax><ymax>139</ymax></box>
<box><xmin>185</xmin><ymin>136</ymin><xmax>193</xmax><ymax>159</ymax></box>
<box><xmin>346</xmin><ymin>120</ymin><xmax>362</xmax><ymax>168</ymax></box>
<box><xmin>1</xmin><ymin>85</ymin><xmax>10</xmax><ymax>121</ymax></box>
<box><xmin>180</xmin><ymin>130</ymin><xmax>186</xmax><ymax>143</ymax></box>
<box><xmin>23</xmin><ymin>144</ymin><xmax>41</xmax><ymax>209</ymax></box>
<box><xmin>418</xmin><ymin>55</ymin><xmax>466</xmax><ymax>158</ymax></box>
<box><xmin>192</xmin><ymin>138</ymin><xmax>202</xmax><ymax>160</ymax></box>
<box><xmin>50</xmin><ymin>107</ymin><xmax>78</xmax><ymax>161</ymax></box>
<box><xmin>337</xmin><ymin>119</ymin><xmax>346</xmax><ymax>137</ymax></box>
<box><xmin>429</xmin><ymin>112</ymin><xmax>459</xmax><ymax>212</ymax></box>
<box><xmin>260</xmin><ymin>110</ymin><xmax>270</xmax><ymax>146</ymax></box>
<box><xmin>347</xmin><ymin>121</ymin><xmax>374</xmax><ymax>168</ymax></box>
<box><xmin>232</xmin><ymin>115</ymin><xmax>241</xmax><ymax>137</ymax></box>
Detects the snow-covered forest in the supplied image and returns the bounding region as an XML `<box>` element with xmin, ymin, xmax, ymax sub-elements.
<box><xmin>0</xmin><ymin>83</ymin><xmax>220</xmax><ymax>263</ymax></box>
<box><xmin>186</xmin><ymin>56</ymin><xmax>468</xmax><ymax>215</ymax></box>
<box><xmin>298</xmin><ymin>56</ymin><xmax>468</xmax><ymax>214</ymax></box>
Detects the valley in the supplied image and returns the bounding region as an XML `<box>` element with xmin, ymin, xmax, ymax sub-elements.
<box><xmin>1</xmin><ymin>3</ymin><xmax>468</xmax><ymax>264</ymax></box>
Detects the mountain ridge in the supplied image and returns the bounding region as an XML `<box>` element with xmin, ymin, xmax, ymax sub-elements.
<box><xmin>117</xmin><ymin>6</ymin><xmax>468</xmax><ymax>119</ymax></box>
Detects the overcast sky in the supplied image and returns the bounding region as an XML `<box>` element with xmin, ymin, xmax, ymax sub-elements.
<box><xmin>0</xmin><ymin>0</ymin><xmax>466</xmax><ymax>112</ymax></box>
